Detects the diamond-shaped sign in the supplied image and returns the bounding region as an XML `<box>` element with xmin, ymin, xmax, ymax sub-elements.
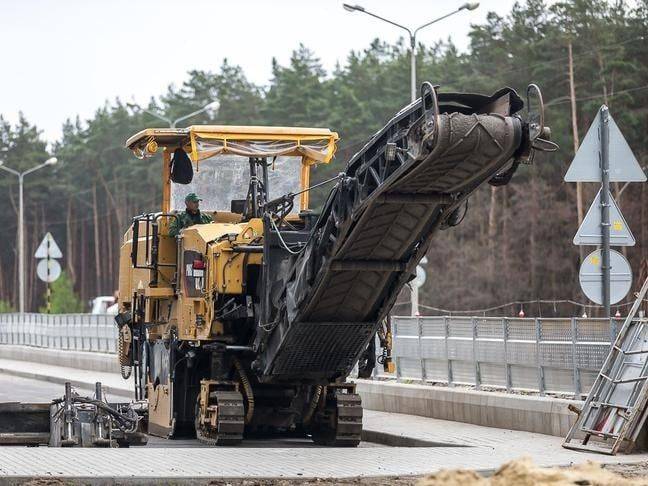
<box><xmin>34</xmin><ymin>232</ymin><xmax>63</xmax><ymax>259</ymax></box>
<box><xmin>573</xmin><ymin>189</ymin><xmax>635</xmax><ymax>246</ymax></box>
<box><xmin>564</xmin><ymin>110</ymin><xmax>646</xmax><ymax>182</ymax></box>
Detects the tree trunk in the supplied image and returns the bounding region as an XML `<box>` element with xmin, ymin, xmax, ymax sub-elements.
<box><xmin>502</xmin><ymin>185</ymin><xmax>510</xmax><ymax>297</ymax></box>
<box><xmin>529</xmin><ymin>174</ymin><xmax>539</xmax><ymax>296</ymax></box>
<box><xmin>92</xmin><ymin>184</ymin><xmax>101</xmax><ymax>296</ymax></box>
<box><xmin>66</xmin><ymin>196</ymin><xmax>77</xmax><ymax>283</ymax></box>
<box><xmin>487</xmin><ymin>185</ymin><xmax>498</xmax><ymax>281</ymax></box>
<box><xmin>106</xmin><ymin>201</ymin><xmax>114</xmax><ymax>292</ymax></box>
<box><xmin>568</xmin><ymin>41</ymin><xmax>584</xmax><ymax>264</ymax></box>
<box><xmin>80</xmin><ymin>215</ymin><xmax>87</xmax><ymax>303</ymax></box>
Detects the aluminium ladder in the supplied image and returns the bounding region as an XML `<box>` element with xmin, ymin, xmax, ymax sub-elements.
<box><xmin>563</xmin><ymin>276</ymin><xmax>648</xmax><ymax>455</ymax></box>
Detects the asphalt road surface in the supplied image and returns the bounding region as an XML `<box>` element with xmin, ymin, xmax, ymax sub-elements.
<box><xmin>0</xmin><ymin>372</ymin><xmax>383</xmax><ymax>448</ymax></box>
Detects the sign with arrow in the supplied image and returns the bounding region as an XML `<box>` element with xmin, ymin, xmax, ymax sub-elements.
<box><xmin>565</xmin><ymin>105</ymin><xmax>645</xmax><ymax>316</ymax></box>
<box><xmin>35</xmin><ymin>232</ymin><xmax>63</xmax><ymax>313</ymax></box>
<box><xmin>564</xmin><ymin>110</ymin><xmax>646</xmax><ymax>182</ymax></box>
<box><xmin>35</xmin><ymin>232</ymin><xmax>63</xmax><ymax>259</ymax></box>
<box><xmin>573</xmin><ymin>188</ymin><xmax>635</xmax><ymax>246</ymax></box>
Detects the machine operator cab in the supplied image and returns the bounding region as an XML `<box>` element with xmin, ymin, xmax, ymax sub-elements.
<box><xmin>121</xmin><ymin>125</ymin><xmax>339</xmax><ymax>306</ymax></box>
<box><xmin>126</xmin><ymin>125</ymin><xmax>338</xmax><ymax>222</ymax></box>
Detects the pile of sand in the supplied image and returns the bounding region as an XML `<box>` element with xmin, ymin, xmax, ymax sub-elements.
<box><xmin>418</xmin><ymin>457</ymin><xmax>648</xmax><ymax>486</ymax></box>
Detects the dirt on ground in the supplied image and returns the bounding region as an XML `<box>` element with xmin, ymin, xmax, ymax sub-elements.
<box><xmin>10</xmin><ymin>459</ymin><xmax>648</xmax><ymax>485</ymax></box>
<box><xmin>419</xmin><ymin>457</ymin><xmax>648</xmax><ymax>486</ymax></box>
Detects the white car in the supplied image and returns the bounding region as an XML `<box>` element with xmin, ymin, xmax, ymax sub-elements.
<box><xmin>90</xmin><ymin>296</ymin><xmax>117</xmax><ymax>315</ymax></box>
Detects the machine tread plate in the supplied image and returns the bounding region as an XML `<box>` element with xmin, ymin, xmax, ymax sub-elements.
<box><xmin>312</xmin><ymin>392</ymin><xmax>363</xmax><ymax>447</ymax></box>
<box><xmin>196</xmin><ymin>391</ymin><xmax>245</xmax><ymax>446</ymax></box>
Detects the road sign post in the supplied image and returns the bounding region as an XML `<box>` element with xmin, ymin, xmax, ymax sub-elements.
<box><xmin>600</xmin><ymin>106</ymin><xmax>611</xmax><ymax>317</ymax></box>
<box><xmin>565</xmin><ymin>105</ymin><xmax>645</xmax><ymax>317</ymax></box>
<box><xmin>35</xmin><ymin>232</ymin><xmax>63</xmax><ymax>313</ymax></box>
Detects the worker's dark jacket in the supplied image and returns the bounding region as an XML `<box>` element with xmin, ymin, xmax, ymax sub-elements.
<box><xmin>169</xmin><ymin>210</ymin><xmax>213</xmax><ymax>237</ymax></box>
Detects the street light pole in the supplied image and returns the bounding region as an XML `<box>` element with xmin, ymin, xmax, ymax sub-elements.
<box><xmin>343</xmin><ymin>3</ymin><xmax>480</xmax><ymax>102</ymax></box>
<box><xmin>19</xmin><ymin>173</ymin><xmax>24</xmax><ymax>316</ymax></box>
<box><xmin>410</xmin><ymin>35</ymin><xmax>417</xmax><ymax>103</ymax></box>
<box><xmin>344</xmin><ymin>2</ymin><xmax>478</xmax><ymax>314</ymax></box>
<box><xmin>128</xmin><ymin>101</ymin><xmax>220</xmax><ymax>128</ymax></box>
<box><xmin>0</xmin><ymin>157</ymin><xmax>58</xmax><ymax>314</ymax></box>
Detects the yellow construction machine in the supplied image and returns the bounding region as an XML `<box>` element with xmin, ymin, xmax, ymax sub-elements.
<box><xmin>115</xmin><ymin>83</ymin><xmax>556</xmax><ymax>445</ymax></box>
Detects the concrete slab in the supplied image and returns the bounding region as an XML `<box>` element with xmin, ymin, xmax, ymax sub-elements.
<box><xmin>356</xmin><ymin>379</ymin><xmax>580</xmax><ymax>437</ymax></box>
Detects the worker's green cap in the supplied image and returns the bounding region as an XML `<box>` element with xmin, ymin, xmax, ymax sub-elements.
<box><xmin>185</xmin><ymin>192</ymin><xmax>202</xmax><ymax>203</ymax></box>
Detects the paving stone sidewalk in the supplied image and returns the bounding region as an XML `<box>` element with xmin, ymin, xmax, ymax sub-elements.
<box><xmin>0</xmin><ymin>440</ymin><xmax>647</xmax><ymax>481</ymax></box>
<box><xmin>2</xmin><ymin>359</ymin><xmax>648</xmax><ymax>481</ymax></box>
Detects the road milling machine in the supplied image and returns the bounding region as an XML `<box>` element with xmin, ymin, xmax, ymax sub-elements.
<box><xmin>116</xmin><ymin>83</ymin><xmax>556</xmax><ymax>446</ymax></box>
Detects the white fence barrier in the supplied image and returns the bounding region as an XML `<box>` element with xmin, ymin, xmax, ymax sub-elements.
<box><xmin>0</xmin><ymin>313</ymin><xmax>117</xmax><ymax>354</ymax></box>
<box><xmin>390</xmin><ymin>316</ymin><xmax>631</xmax><ymax>396</ymax></box>
<box><xmin>0</xmin><ymin>313</ymin><xmax>631</xmax><ymax>397</ymax></box>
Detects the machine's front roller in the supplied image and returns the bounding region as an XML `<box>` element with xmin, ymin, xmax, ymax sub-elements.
<box><xmin>194</xmin><ymin>381</ymin><xmax>245</xmax><ymax>446</ymax></box>
<box><xmin>309</xmin><ymin>384</ymin><xmax>363</xmax><ymax>446</ymax></box>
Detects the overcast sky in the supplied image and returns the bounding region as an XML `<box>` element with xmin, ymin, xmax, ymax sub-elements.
<box><xmin>0</xmin><ymin>0</ymin><xmax>519</xmax><ymax>142</ymax></box>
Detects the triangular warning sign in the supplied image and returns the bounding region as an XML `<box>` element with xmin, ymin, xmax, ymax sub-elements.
<box><xmin>573</xmin><ymin>188</ymin><xmax>635</xmax><ymax>246</ymax></box>
<box><xmin>34</xmin><ymin>232</ymin><xmax>63</xmax><ymax>259</ymax></box>
<box><xmin>564</xmin><ymin>109</ymin><xmax>646</xmax><ymax>182</ymax></box>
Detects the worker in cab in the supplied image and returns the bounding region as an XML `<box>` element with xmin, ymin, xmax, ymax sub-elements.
<box><xmin>169</xmin><ymin>192</ymin><xmax>213</xmax><ymax>237</ymax></box>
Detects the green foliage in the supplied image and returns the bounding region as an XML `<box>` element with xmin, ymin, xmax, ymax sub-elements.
<box><xmin>0</xmin><ymin>300</ymin><xmax>15</xmax><ymax>313</ymax></box>
<box><xmin>39</xmin><ymin>272</ymin><xmax>85</xmax><ymax>314</ymax></box>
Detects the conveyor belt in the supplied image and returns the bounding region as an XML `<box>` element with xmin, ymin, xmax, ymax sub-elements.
<box><xmin>259</xmin><ymin>86</ymin><xmax>532</xmax><ymax>382</ymax></box>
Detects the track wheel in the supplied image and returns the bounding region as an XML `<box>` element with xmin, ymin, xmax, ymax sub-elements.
<box><xmin>311</xmin><ymin>391</ymin><xmax>363</xmax><ymax>447</ymax></box>
<box><xmin>195</xmin><ymin>390</ymin><xmax>244</xmax><ymax>446</ymax></box>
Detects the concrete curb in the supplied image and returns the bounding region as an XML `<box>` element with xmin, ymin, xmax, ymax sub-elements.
<box><xmin>361</xmin><ymin>429</ymin><xmax>469</xmax><ymax>448</ymax></box>
<box><xmin>356</xmin><ymin>379</ymin><xmax>581</xmax><ymax>437</ymax></box>
<box><xmin>0</xmin><ymin>366</ymin><xmax>132</xmax><ymax>398</ymax></box>
<box><xmin>0</xmin><ymin>344</ymin><xmax>119</xmax><ymax>373</ymax></box>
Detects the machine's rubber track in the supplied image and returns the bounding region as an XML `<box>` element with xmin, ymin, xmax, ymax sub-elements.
<box><xmin>311</xmin><ymin>392</ymin><xmax>363</xmax><ymax>447</ymax></box>
<box><xmin>195</xmin><ymin>391</ymin><xmax>245</xmax><ymax>446</ymax></box>
<box><xmin>261</xmin><ymin>88</ymin><xmax>529</xmax><ymax>381</ymax></box>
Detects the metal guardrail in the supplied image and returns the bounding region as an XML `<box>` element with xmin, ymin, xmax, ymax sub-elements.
<box><xmin>390</xmin><ymin>316</ymin><xmax>632</xmax><ymax>396</ymax></box>
<box><xmin>0</xmin><ymin>312</ymin><xmax>633</xmax><ymax>397</ymax></box>
<box><xmin>0</xmin><ymin>313</ymin><xmax>117</xmax><ymax>354</ymax></box>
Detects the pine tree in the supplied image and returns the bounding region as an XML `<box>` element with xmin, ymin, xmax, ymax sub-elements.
<box><xmin>39</xmin><ymin>272</ymin><xmax>85</xmax><ymax>314</ymax></box>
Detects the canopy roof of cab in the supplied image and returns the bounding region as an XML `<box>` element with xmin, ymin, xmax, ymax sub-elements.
<box><xmin>125</xmin><ymin>125</ymin><xmax>339</xmax><ymax>165</ymax></box>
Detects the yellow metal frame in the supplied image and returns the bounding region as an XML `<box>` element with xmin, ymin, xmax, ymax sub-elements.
<box><xmin>126</xmin><ymin>125</ymin><xmax>339</xmax><ymax>213</ymax></box>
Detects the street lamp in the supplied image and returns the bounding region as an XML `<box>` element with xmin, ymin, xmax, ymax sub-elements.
<box><xmin>343</xmin><ymin>2</ymin><xmax>479</xmax><ymax>102</ymax></box>
<box><xmin>128</xmin><ymin>100</ymin><xmax>220</xmax><ymax>128</ymax></box>
<box><xmin>343</xmin><ymin>2</ymin><xmax>478</xmax><ymax>315</ymax></box>
<box><xmin>0</xmin><ymin>156</ymin><xmax>58</xmax><ymax>314</ymax></box>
